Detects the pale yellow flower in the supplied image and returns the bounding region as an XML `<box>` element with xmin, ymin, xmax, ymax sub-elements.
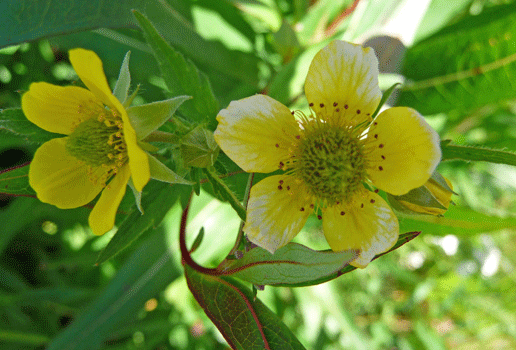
<box><xmin>214</xmin><ymin>41</ymin><xmax>442</xmax><ymax>267</ymax></box>
<box><xmin>22</xmin><ymin>49</ymin><xmax>150</xmax><ymax>236</ymax></box>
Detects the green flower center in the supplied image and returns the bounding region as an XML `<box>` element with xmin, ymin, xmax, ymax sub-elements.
<box><xmin>66</xmin><ymin>113</ymin><xmax>127</xmax><ymax>168</ymax></box>
<box><xmin>296</xmin><ymin>125</ymin><xmax>366</xmax><ymax>205</ymax></box>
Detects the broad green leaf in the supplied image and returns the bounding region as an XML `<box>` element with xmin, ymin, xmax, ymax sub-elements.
<box><xmin>218</xmin><ymin>243</ymin><xmax>357</xmax><ymax>286</ymax></box>
<box><xmin>0</xmin><ymin>108</ymin><xmax>60</xmax><ymax>144</ymax></box>
<box><xmin>133</xmin><ymin>10</ymin><xmax>220</xmax><ymax>127</ymax></box>
<box><xmin>0</xmin><ymin>163</ymin><xmax>34</xmax><ymax>196</ymax></box>
<box><xmin>148</xmin><ymin>154</ymin><xmax>192</xmax><ymax>185</ymax></box>
<box><xmin>0</xmin><ymin>330</ymin><xmax>49</xmax><ymax>347</ymax></box>
<box><xmin>441</xmin><ymin>142</ymin><xmax>516</xmax><ymax>166</ymax></box>
<box><xmin>48</xmin><ymin>231</ymin><xmax>181</xmax><ymax>350</ymax></box>
<box><xmin>399</xmin><ymin>205</ymin><xmax>516</xmax><ymax>237</ymax></box>
<box><xmin>0</xmin><ymin>0</ymin><xmax>146</xmax><ymax>48</ymax></box>
<box><xmin>398</xmin><ymin>3</ymin><xmax>516</xmax><ymax>115</ymax></box>
<box><xmin>96</xmin><ymin>181</ymin><xmax>190</xmax><ymax>264</ymax></box>
<box><xmin>184</xmin><ymin>265</ymin><xmax>307</xmax><ymax>350</ymax></box>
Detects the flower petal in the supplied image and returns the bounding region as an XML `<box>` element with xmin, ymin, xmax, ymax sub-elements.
<box><xmin>89</xmin><ymin>164</ymin><xmax>131</xmax><ymax>236</ymax></box>
<box><xmin>214</xmin><ymin>94</ymin><xmax>301</xmax><ymax>173</ymax></box>
<box><xmin>305</xmin><ymin>40</ymin><xmax>381</xmax><ymax>126</ymax></box>
<box><xmin>366</xmin><ymin>107</ymin><xmax>441</xmax><ymax>195</ymax></box>
<box><xmin>22</xmin><ymin>82</ymin><xmax>97</xmax><ymax>135</ymax></box>
<box><xmin>29</xmin><ymin>138</ymin><xmax>106</xmax><ymax>208</ymax></box>
<box><xmin>69</xmin><ymin>48</ymin><xmax>114</xmax><ymax>108</ymax></box>
<box><xmin>322</xmin><ymin>190</ymin><xmax>399</xmax><ymax>268</ymax></box>
<box><xmin>244</xmin><ymin>175</ymin><xmax>313</xmax><ymax>253</ymax></box>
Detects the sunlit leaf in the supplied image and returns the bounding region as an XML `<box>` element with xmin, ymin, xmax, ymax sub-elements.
<box><xmin>218</xmin><ymin>243</ymin><xmax>357</xmax><ymax>286</ymax></box>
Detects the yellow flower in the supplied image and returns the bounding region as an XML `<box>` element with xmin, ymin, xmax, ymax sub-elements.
<box><xmin>214</xmin><ymin>41</ymin><xmax>442</xmax><ymax>267</ymax></box>
<box><xmin>22</xmin><ymin>49</ymin><xmax>150</xmax><ymax>236</ymax></box>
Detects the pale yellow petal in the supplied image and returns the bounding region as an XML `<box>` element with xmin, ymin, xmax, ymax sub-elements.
<box><xmin>29</xmin><ymin>138</ymin><xmax>106</xmax><ymax>209</ymax></box>
<box><xmin>22</xmin><ymin>82</ymin><xmax>97</xmax><ymax>135</ymax></box>
<box><xmin>366</xmin><ymin>107</ymin><xmax>441</xmax><ymax>196</ymax></box>
<box><xmin>89</xmin><ymin>164</ymin><xmax>132</xmax><ymax>236</ymax></box>
<box><xmin>214</xmin><ymin>94</ymin><xmax>301</xmax><ymax>173</ymax></box>
<box><xmin>322</xmin><ymin>190</ymin><xmax>398</xmax><ymax>268</ymax></box>
<box><xmin>244</xmin><ymin>175</ymin><xmax>313</xmax><ymax>253</ymax></box>
<box><xmin>69</xmin><ymin>48</ymin><xmax>114</xmax><ymax>108</ymax></box>
<box><xmin>305</xmin><ymin>40</ymin><xmax>381</xmax><ymax>126</ymax></box>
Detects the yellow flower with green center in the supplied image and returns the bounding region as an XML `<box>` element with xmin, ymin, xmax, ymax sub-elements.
<box><xmin>214</xmin><ymin>41</ymin><xmax>442</xmax><ymax>267</ymax></box>
<box><xmin>22</xmin><ymin>49</ymin><xmax>190</xmax><ymax>236</ymax></box>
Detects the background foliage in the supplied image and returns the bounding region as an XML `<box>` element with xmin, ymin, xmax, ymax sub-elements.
<box><xmin>1</xmin><ymin>0</ymin><xmax>516</xmax><ymax>349</ymax></box>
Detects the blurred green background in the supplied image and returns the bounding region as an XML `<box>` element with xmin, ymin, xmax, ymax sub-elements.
<box><xmin>1</xmin><ymin>0</ymin><xmax>516</xmax><ymax>349</ymax></box>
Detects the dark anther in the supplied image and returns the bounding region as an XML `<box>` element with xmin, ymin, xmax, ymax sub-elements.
<box><xmin>381</xmin><ymin>155</ymin><xmax>385</xmax><ymax>160</ymax></box>
<box><xmin>379</xmin><ymin>144</ymin><xmax>384</xmax><ymax>148</ymax></box>
<box><xmin>379</xmin><ymin>166</ymin><xmax>383</xmax><ymax>171</ymax></box>
<box><xmin>340</xmin><ymin>211</ymin><xmax>345</xmax><ymax>215</ymax></box>
<box><xmin>344</xmin><ymin>104</ymin><xmax>349</xmax><ymax>109</ymax></box>
<box><xmin>336</xmin><ymin>108</ymin><xmax>340</xmax><ymax>112</ymax></box>
<box><xmin>317</xmin><ymin>215</ymin><xmax>322</xmax><ymax>220</ymax></box>
<box><xmin>357</xmin><ymin>110</ymin><xmax>361</xmax><ymax>114</ymax></box>
<box><xmin>370</xmin><ymin>199</ymin><xmax>375</xmax><ymax>203</ymax></box>
<box><xmin>278</xmin><ymin>185</ymin><xmax>283</xmax><ymax>190</ymax></box>
<box><xmin>300</xmin><ymin>207</ymin><xmax>305</xmax><ymax>211</ymax></box>
<box><xmin>374</xmin><ymin>134</ymin><xmax>378</xmax><ymax>139</ymax></box>
<box><xmin>319</xmin><ymin>103</ymin><xmax>324</xmax><ymax>108</ymax></box>
<box><xmin>374</xmin><ymin>189</ymin><xmax>379</xmax><ymax>193</ymax></box>
<box><xmin>275</xmin><ymin>143</ymin><xmax>279</xmax><ymax>147</ymax></box>
<box><xmin>309</xmin><ymin>102</ymin><xmax>314</xmax><ymax>107</ymax></box>
<box><xmin>333</xmin><ymin>102</ymin><xmax>338</xmax><ymax>107</ymax></box>
<box><xmin>360</xmin><ymin>203</ymin><xmax>364</xmax><ymax>208</ymax></box>
<box><xmin>279</xmin><ymin>180</ymin><xmax>284</xmax><ymax>184</ymax></box>
<box><xmin>286</xmin><ymin>186</ymin><xmax>290</xmax><ymax>190</ymax></box>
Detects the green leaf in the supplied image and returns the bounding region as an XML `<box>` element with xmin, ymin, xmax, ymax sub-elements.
<box><xmin>0</xmin><ymin>0</ymin><xmax>146</xmax><ymax>48</ymax></box>
<box><xmin>184</xmin><ymin>265</ymin><xmax>307</xmax><ymax>350</ymax></box>
<box><xmin>399</xmin><ymin>205</ymin><xmax>516</xmax><ymax>237</ymax></box>
<box><xmin>218</xmin><ymin>243</ymin><xmax>357</xmax><ymax>286</ymax></box>
<box><xmin>0</xmin><ymin>108</ymin><xmax>61</xmax><ymax>144</ymax></box>
<box><xmin>48</xmin><ymin>230</ymin><xmax>181</xmax><ymax>350</ymax></box>
<box><xmin>96</xmin><ymin>181</ymin><xmax>190</xmax><ymax>264</ymax></box>
<box><xmin>0</xmin><ymin>163</ymin><xmax>35</xmax><ymax>196</ymax></box>
<box><xmin>0</xmin><ymin>330</ymin><xmax>50</xmax><ymax>346</ymax></box>
<box><xmin>371</xmin><ymin>82</ymin><xmax>401</xmax><ymax>119</ymax></box>
<box><xmin>133</xmin><ymin>10</ymin><xmax>220</xmax><ymax>126</ymax></box>
<box><xmin>398</xmin><ymin>3</ymin><xmax>516</xmax><ymax>114</ymax></box>
<box><xmin>203</xmin><ymin>167</ymin><xmax>246</xmax><ymax>221</ymax></box>
<box><xmin>127</xmin><ymin>95</ymin><xmax>192</xmax><ymax>140</ymax></box>
<box><xmin>441</xmin><ymin>142</ymin><xmax>516</xmax><ymax>166</ymax></box>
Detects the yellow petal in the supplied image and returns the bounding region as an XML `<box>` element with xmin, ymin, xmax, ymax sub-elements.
<box><xmin>22</xmin><ymin>82</ymin><xmax>98</xmax><ymax>135</ymax></box>
<box><xmin>244</xmin><ymin>175</ymin><xmax>313</xmax><ymax>253</ymax></box>
<box><xmin>69</xmin><ymin>48</ymin><xmax>114</xmax><ymax>108</ymax></box>
<box><xmin>29</xmin><ymin>137</ymin><xmax>106</xmax><ymax>208</ymax></box>
<box><xmin>214</xmin><ymin>94</ymin><xmax>301</xmax><ymax>173</ymax></box>
<box><xmin>304</xmin><ymin>40</ymin><xmax>381</xmax><ymax>126</ymax></box>
<box><xmin>322</xmin><ymin>190</ymin><xmax>399</xmax><ymax>268</ymax></box>
<box><xmin>89</xmin><ymin>164</ymin><xmax>132</xmax><ymax>235</ymax></box>
<box><xmin>366</xmin><ymin>107</ymin><xmax>441</xmax><ymax>196</ymax></box>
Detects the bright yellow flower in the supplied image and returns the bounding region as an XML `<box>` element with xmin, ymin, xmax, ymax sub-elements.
<box><xmin>22</xmin><ymin>49</ymin><xmax>150</xmax><ymax>236</ymax></box>
<box><xmin>214</xmin><ymin>41</ymin><xmax>442</xmax><ymax>267</ymax></box>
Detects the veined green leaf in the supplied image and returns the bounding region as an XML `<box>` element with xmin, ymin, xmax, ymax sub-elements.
<box><xmin>218</xmin><ymin>243</ymin><xmax>357</xmax><ymax>286</ymax></box>
<box><xmin>184</xmin><ymin>265</ymin><xmax>307</xmax><ymax>350</ymax></box>
<box><xmin>398</xmin><ymin>2</ymin><xmax>516</xmax><ymax>114</ymax></box>
<box><xmin>0</xmin><ymin>108</ymin><xmax>60</xmax><ymax>144</ymax></box>
<box><xmin>133</xmin><ymin>10</ymin><xmax>220</xmax><ymax>127</ymax></box>
<box><xmin>0</xmin><ymin>163</ymin><xmax>34</xmax><ymax>197</ymax></box>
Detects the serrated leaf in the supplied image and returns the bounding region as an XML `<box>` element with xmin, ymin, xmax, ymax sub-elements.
<box><xmin>0</xmin><ymin>163</ymin><xmax>35</xmax><ymax>196</ymax></box>
<box><xmin>48</xmin><ymin>231</ymin><xmax>180</xmax><ymax>350</ymax></box>
<box><xmin>0</xmin><ymin>108</ymin><xmax>61</xmax><ymax>144</ymax></box>
<box><xmin>181</xmin><ymin>126</ymin><xmax>220</xmax><ymax>168</ymax></box>
<box><xmin>96</xmin><ymin>181</ymin><xmax>190</xmax><ymax>264</ymax></box>
<box><xmin>217</xmin><ymin>243</ymin><xmax>358</xmax><ymax>286</ymax></box>
<box><xmin>398</xmin><ymin>3</ymin><xmax>516</xmax><ymax>114</ymax></box>
<box><xmin>184</xmin><ymin>265</ymin><xmax>307</xmax><ymax>350</ymax></box>
<box><xmin>133</xmin><ymin>10</ymin><xmax>220</xmax><ymax>126</ymax></box>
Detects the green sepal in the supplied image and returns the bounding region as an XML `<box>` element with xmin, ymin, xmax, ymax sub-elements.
<box><xmin>180</xmin><ymin>126</ymin><xmax>219</xmax><ymax>168</ymax></box>
<box><xmin>113</xmin><ymin>51</ymin><xmax>131</xmax><ymax>104</ymax></box>
<box><xmin>127</xmin><ymin>96</ymin><xmax>192</xmax><ymax>140</ymax></box>
<box><xmin>371</xmin><ymin>82</ymin><xmax>401</xmax><ymax>120</ymax></box>
<box><xmin>127</xmin><ymin>178</ymin><xmax>144</xmax><ymax>214</ymax></box>
<box><xmin>148</xmin><ymin>153</ymin><xmax>193</xmax><ymax>185</ymax></box>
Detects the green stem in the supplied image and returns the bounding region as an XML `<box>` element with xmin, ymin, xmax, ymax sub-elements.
<box><xmin>441</xmin><ymin>142</ymin><xmax>516</xmax><ymax>166</ymax></box>
<box><xmin>203</xmin><ymin>167</ymin><xmax>247</xmax><ymax>222</ymax></box>
<box><xmin>229</xmin><ymin>173</ymin><xmax>254</xmax><ymax>255</ymax></box>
